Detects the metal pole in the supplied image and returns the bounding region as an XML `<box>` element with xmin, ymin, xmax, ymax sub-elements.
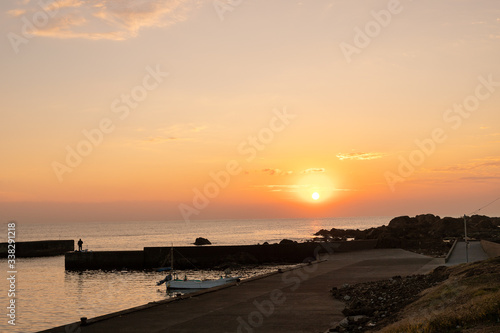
<box><xmin>463</xmin><ymin>215</ymin><xmax>468</xmax><ymax>263</ymax></box>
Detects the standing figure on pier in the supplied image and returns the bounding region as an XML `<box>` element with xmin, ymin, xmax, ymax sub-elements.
<box><xmin>78</xmin><ymin>238</ymin><xmax>83</xmax><ymax>251</ymax></box>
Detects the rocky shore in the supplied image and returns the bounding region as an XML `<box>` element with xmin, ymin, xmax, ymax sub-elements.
<box><xmin>328</xmin><ymin>256</ymin><xmax>500</xmax><ymax>333</ymax></box>
<box><xmin>314</xmin><ymin>214</ymin><xmax>500</xmax><ymax>257</ymax></box>
<box><xmin>328</xmin><ymin>267</ymin><xmax>450</xmax><ymax>332</ymax></box>
<box><xmin>320</xmin><ymin>214</ymin><xmax>500</xmax><ymax>332</ymax></box>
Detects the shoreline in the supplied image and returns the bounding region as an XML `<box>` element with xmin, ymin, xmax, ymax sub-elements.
<box><xmin>38</xmin><ymin>259</ymin><xmax>317</xmax><ymax>333</ymax></box>
<box><xmin>39</xmin><ymin>248</ymin><xmax>446</xmax><ymax>333</ymax></box>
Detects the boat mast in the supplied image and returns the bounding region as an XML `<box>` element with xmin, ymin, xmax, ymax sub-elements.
<box><xmin>170</xmin><ymin>245</ymin><xmax>174</xmax><ymax>271</ymax></box>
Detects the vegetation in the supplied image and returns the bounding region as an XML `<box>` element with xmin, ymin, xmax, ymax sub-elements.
<box><xmin>380</xmin><ymin>257</ymin><xmax>500</xmax><ymax>333</ymax></box>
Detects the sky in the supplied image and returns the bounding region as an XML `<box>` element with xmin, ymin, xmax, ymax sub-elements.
<box><xmin>1</xmin><ymin>0</ymin><xmax>500</xmax><ymax>223</ymax></box>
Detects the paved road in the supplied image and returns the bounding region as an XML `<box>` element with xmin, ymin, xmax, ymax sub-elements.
<box><xmin>42</xmin><ymin>249</ymin><xmax>444</xmax><ymax>333</ymax></box>
<box><xmin>446</xmin><ymin>241</ymin><xmax>489</xmax><ymax>266</ymax></box>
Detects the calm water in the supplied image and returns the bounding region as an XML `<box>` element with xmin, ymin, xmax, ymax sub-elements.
<box><xmin>0</xmin><ymin>217</ymin><xmax>389</xmax><ymax>332</ymax></box>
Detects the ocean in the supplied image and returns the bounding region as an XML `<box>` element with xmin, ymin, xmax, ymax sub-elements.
<box><xmin>0</xmin><ymin>216</ymin><xmax>389</xmax><ymax>332</ymax></box>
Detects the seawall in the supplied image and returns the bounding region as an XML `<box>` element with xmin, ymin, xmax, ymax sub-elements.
<box><xmin>65</xmin><ymin>240</ymin><xmax>378</xmax><ymax>270</ymax></box>
<box><xmin>0</xmin><ymin>240</ymin><xmax>74</xmax><ymax>257</ymax></box>
<box><xmin>65</xmin><ymin>250</ymin><xmax>145</xmax><ymax>270</ymax></box>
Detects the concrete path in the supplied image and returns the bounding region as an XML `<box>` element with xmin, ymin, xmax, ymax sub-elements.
<box><xmin>446</xmin><ymin>241</ymin><xmax>489</xmax><ymax>266</ymax></box>
<box><xmin>41</xmin><ymin>249</ymin><xmax>444</xmax><ymax>333</ymax></box>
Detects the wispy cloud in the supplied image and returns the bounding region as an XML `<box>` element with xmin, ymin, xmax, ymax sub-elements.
<box><xmin>336</xmin><ymin>152</ymin><xmax>384</xmax><ymax>161</ymax></box>
<box><xmin>460</xmin><ymin>176</ymin><xmax>500</xmax><ymax>182</ymax></box>
<box><xmin>260</xmin><ymin>169</ymin><xmax>293</xmax><ymax>176</ymax></box>
<box><xmin>10</xmin><ymin>0</ymin><xmax>199</xmax><ymax>40</ymax></box>
<box><xmin>254</xmin><ymin>184</ymin><xmax>308</xmax><ymax>192</ymax></box>
<box><xmin>253</xmin><ymin>184</ymin><xmax>354</xmax><ymax>193</ymax></box>
<box><xmin>432</xmin><ymin>157</ymin><xmax>500</xmax><ymax>173</ymax></box>
<box><xmin>143</xmin><ymin>136</ymin><xmax>185</xmax><ymax>143</ymax></box>
<box><xmin>301</xmin><ymin>168</ymin><xmax>325</xmax><ymax>174</ymax></box>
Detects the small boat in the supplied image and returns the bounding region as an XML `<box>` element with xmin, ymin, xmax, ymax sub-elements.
<box><xmin>159</xmin><ymin>273</ymin><xmax>240</xmax><ymax>290</ymax></box>
<box><xmin>156</xmin><ymin>247</ymin><xmax>240</xmax><ymax>290</ymax></box>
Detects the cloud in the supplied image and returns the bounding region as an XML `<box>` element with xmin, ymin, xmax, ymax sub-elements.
<box><xmin>260</xmin><ymin>169</ymin><xmax>293</xmax><ymax>176</ymax></box>
<box><xmin>301</xmin><ymin>168</ymin><xmax>325</xmax><ymax>174</ymax></box>
<box><xmin>143</xmin><ymin>136</ymin><xmax>184</xmax><ymax>143</ymax></box>
<box><xmin>336</xmin><ymin>152</ymin><xmax>384</xmax><ymax>161</ymax></box>
<box><xmin>252</xmin><ymin>184</ymin><xmax>354</xmax><ymax>193</ymax></box>
<box><xmin>460</xmin><ymin>176</ymin><xmax>500</xmax><ymax>182</ymax></box>
<box><xmin>432</xmin><ymin>157</ymin><xmax>500</xmax><ymax>173</ymax></box>
<box><xmin>254</xmin><ymin>185</ymin><xmax>307</xmax><ymax>192</ymax></box>
<box><xmin>10</xmin><ymin>0</ymin><xmax>199</xmax><ymax>40</ymax></box>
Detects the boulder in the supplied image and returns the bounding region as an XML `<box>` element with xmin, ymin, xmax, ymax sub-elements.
<box><xmin>314</xmin><ymin>229</ymin><xmax>331</xmax><ymax>237</ymax></box>
<box><xmin>193</xmin><ymin>237</ymin><xmax>211</xmax><ymax>246</ymax></box>
<box><xmin>415</xmin><ymin>214</ymin><xmax>440</xmax><ymax>226</ymax></box>
<box><xmin>388</xmin><ymin>216</ymin><xmax>411</xmax><ymax>229</ymax></box>
<box><xmin>279</xmin><ymin>239</ymin><xmax>297</xmax><ymax>245</ymax></box>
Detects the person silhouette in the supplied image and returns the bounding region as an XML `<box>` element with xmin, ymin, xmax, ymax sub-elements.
<box><xmin>78</xmin><ymin>239</ymin><xmax>83</xmax><ymax>251</ymax></box>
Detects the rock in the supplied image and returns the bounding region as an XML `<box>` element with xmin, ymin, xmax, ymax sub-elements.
<box><xmin>339</xmin><ymin>317</ymin><xmax>350</xmax><ymax>328</ymax></box>
<box><xmin>388</xmin><ymin>216</ymin><xmax>411</xmax><ymax>229</ymax></box>
<box><xmin>315</xmin><ymin>214</ymin><xmax>500</xmax><ymax>257</ymax></box>
<box><xmin>314</xmin><ymin>229</ymin><xmax>331</xmax><ymax>237</ymax></box>
<box><xmin>279</xmin><ymin>239</ymin><xmax>296</xmax><ymax>245</ymax></box>
<box><xmin>262</xmin><ymin>241</ymin><xmax>269</xmax><ymax>245</ymax></box>
<box><xmin>193</xmin><ymin>237</ymin><xmax>211</xmax><ymax>246</ymax></box>
<box><xmin>332</xmin><ymin>267</ymin><xmax>451</xmax><ymax>333</ymax></box>
<box><xmin>349</xmin><ymin>315</ymin><xmax>368</xmax><ymax>323</ymax></box>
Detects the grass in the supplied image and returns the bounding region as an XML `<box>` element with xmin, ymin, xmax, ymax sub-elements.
<box><xmin>379</xmin><ymin>257</ymin><xmax>500</xmax><ymax>333</ymax></box>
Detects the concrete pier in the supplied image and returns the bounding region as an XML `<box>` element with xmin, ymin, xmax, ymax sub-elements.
<box><xmin>65</xmin><ymin>250</ymin><xmax>145</xmax><ymax>270</ymax></box>
<box><xmin>65</xmin><ymin>240</ymin><xmax>378</xmax><ymax>270</ymax></box>
<box><xmin>0</xmin><ymin>239</ymin><xmax>74</xmax><ymax>257</ymax></box>
<box><xmin>42</xmin><ymin>248</ymin><xmax>444</xmax><ymax>333</ymax></box>
<box><xmin>445</xmin><ymin>240</ymin><xmax>489</xmax><ymax>265</ymax></box>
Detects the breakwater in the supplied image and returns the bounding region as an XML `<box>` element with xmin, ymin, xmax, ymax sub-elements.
<box><xmin>0</xmin><ymin>240</ymin><xmax>74</xmax><ymax>257</ymax></box>
<box><xmin>65</xmin><ymin>240</ymin><xmax>378</xmax><ymax>270</ymax></box>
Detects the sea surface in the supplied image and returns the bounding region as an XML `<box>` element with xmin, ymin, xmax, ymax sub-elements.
<box><xmin>0</xmin><ymin>216</ymin><xmax>389</xmax><ymax>332</ymax></box>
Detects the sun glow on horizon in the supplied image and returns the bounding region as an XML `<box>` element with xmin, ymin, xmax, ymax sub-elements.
<box><xmin>295</xmin><ymin>173</ymin><xmax>336</xmax><ymax>203</ymax></box>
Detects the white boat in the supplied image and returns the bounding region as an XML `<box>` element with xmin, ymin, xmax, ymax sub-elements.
<box><xmin>166</xmin><ymin>275</ymin><xmax>240</xmax><ymax>289</ymax></box>
<box><xmin>156</xmin><ymin>247</ymin><xmax>240</xmax><ymax>290</ymax></box>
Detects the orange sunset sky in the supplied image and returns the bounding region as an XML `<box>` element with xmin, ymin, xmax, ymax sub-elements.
<box><xmin>1</xmin><ymin>0</ymin><xmax>500</xmax><ymax>223</ymax></box>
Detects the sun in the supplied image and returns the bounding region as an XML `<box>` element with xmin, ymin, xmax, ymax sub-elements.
<box><xmin>295</xmin><ymin>172</ymin><xmax>336</xmax><ymax>203</ymax></box>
